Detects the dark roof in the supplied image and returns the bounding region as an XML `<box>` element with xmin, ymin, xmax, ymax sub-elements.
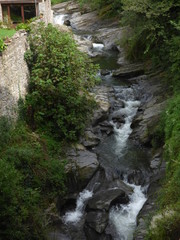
<box><xmin>0</xmin><ymin>0</ymin><xmax>42</xmax><ymax>3</ymax></box>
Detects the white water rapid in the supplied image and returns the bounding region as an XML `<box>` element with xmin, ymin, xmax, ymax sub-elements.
<box><xmin>113</xmin><ymin>87</ymin><xmax>140</xmax><ymax>156</ymax></box>
<box><xmin>54</xmin><ymin>14</ymin><xmax>67</xmax><ymax>25</ymax></box>
<box><xmin>93</xmin><ymin>43</ymin><xmax>105</xmax><ymax>51</ymax></box>
<box><xmin>110</xmin><ymin>182</ymin><xmax>147</xmax><ymax>240</ymax></box>
<box><xmin>108</xmin><ymin>86</ymin><xmax>147</xmax><ymax>239</ymax></box>
<box><xmin>63</xmin><ymin>190</ymin><xmax>93</xmax><ymax>224</ymax></box>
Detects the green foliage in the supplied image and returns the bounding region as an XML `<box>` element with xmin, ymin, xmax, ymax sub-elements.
<box><xmin>24</xmin><ymin>23</ymin><xmax>98</xmax><ymax>141</ymax></box>
<box><xmin>119</xmin><ymin>0</ymin><xmax>180</xmax><ymax>62</ymax></box>
<box><xmin>0</xmin><ymin>118</ymin><xmax>66</xmax><ymax>239</ymax></box>
<box><xmin>16</xmin><ymin>22</ymin><xmax>30</xmax><ymax>32</ymax></box>
<box><xmin>0</xmin><ymin>38</ymin><xmax>5</xmax><ymax>52</ymax></box>
<box><xmin>0</xmin><ymin>28</ymin><xmax>16</xmax><ymax>52</ymax></box>
<box><xmin>77</xmin><ymin>0</ymin><xmax>123</xmax><ymax>17</ymax></box>
<box><xmin>51</xmin><ymin>0</ymin><xmax>69</xmax><ymax>5</ymax></box>
<box><xmin>0</xmin><ymin>28</ymin><xmax>16</xmax><ymax>38</ymax></box>
<box><xmin>146</xmin><ymin>204</ymin><xmax>180</xmax><ymax>240</ymax></box>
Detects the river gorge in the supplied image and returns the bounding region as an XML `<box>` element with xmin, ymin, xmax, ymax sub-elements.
<box><xmin>49</xmin><ymin>2</ymin><xmax>167</xmax><ymax>240</ymax></box>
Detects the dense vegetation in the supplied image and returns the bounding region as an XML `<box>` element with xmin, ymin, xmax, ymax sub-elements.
<box><xmin>0</xmin><ymin>118</ymin><xmax>66</xmax><ymax>239</ymax></box>
<box><xmin>24</xmin><ymin>23</ymin><xmax>98</xmax><ymax>141</ymax></box>
<box><xmin>0</xmin><ymin>23</ymin><xmax>98</xmax><ymax>239</ymax></box>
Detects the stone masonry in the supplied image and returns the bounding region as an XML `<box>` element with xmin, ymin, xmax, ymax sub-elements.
<box><xmin>0</xmin><ymin>4</ymin><xmax>2</xmax><ymax>22</ymax></box>
<box><xmin>39</xmin><ymin>0</ymin><xmax>53</xmax><ymax>24</ymax></box>
<box><xmin>0</xmin><ymin>30</ymin><xmax>29</xmax><ymax>118</ymax></box>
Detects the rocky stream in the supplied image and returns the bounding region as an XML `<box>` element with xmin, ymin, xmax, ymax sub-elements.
<box><xmin>49</xmin><ymin>2</ymin><xmax>168</xmax><ymax>240</ymax></box>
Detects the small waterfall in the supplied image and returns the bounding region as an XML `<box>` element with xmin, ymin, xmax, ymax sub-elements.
<box><xmin>63</xmin><ymin>190</ymin><xmax>93</xmax><ymax>224</ymax></box>
<box><xmin>109</xmin><ymin>183</ymin><xmax>147</xmax><ymax>240</ymax></box>
<box><xmin>108</xmin><ymin>86</ymin><xmax>146</xmax><ymax>239</ymax></box>
<box><xmin>54</xmin><ymin>14</ymin><xmax>67</xmax><ymax>25</ymax></box>
<box><xmin>93</xmin><ymin>43</ymin><xmax>105</xmax><ymax>51</ymax></box>
<box><xmin>113</xmin><ymin>87</ymin><xmax>140</xmax><ymax>156</ymax></box>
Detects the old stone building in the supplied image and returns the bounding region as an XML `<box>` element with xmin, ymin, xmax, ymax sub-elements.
<box><xmin>0</xmin><ymin>0</ymin><xmax>53</xmax><ymax>24</ymax></box>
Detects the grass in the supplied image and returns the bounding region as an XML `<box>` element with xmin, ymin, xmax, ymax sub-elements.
<box><xmin>0</xmin><ymin>28</ymin><xmax>16</xmax><ymax>39</ymax></box>
<box><xmin>51</xmin><ymin>0</ymin><xmax>68</xmax><ymax>5</ymax></box>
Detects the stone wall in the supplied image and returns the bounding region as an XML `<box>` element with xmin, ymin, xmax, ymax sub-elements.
<box><xmin>0</xmin><ymin>4</ymin><xmax>2</xmax><ymax>22</ymax></box>
<box><xmin>39</xmin><ymin>0</ymin><xmax>53</xmax><ymax>24</ymax></box>
<box><xmin>0</xmin><ymin>30</ymin><xmax>29</xmax><ymax>119</ymax></box>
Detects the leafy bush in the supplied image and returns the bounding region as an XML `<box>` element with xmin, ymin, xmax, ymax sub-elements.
<box><xmin>24</xmin><ymin>23</ymin><xmax>98</xmax><ymax>141</ymax></box>
<box><xmin>0</xmin><ymin>38</ymin><xmax>6</xmax><ymax>52</ymax></box>
<box><xmin>77</xmin><ymin>0</ymin><xmax>123</xmax><ymax>17</ymax></box>
<box><xmin>16</xmin><ymin>22</ymin><xmax>30</xmax><ymax>32</ymax></box>
<box><xmin>0</xmin><ymin>118</ymin><xmax>66</xmax><ymax>239</ymax></box>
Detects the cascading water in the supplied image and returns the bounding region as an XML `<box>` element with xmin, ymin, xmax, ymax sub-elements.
<box><xmin>63</xmin><ymin>190</ymin><xmax>93</xmax><ymax>225</ymax></box>
<box><xmin>53</xmin><ymin>11</ymin><xmax>149</xmax><ymax>240</ymax></box>
<box><xmin>109</xmin><ymin>183</ymin><xmax>147</xmax><ymax>240</ymax></box>
<box><xmin>93</xmin><ymin>43</ymin><xmax>105</xmax><ymax>51</ymax></box>
<box><xmin>54</xmin><ymin>14</ymin><xmax>67</xmax><ymax>25</ymax></box>
<box><xmin>106</xmin><ymin>87</ymin><xmax>147</xmax><ymax>240</ymax></box>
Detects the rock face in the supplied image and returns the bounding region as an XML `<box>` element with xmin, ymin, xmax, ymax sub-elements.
<box><xmin>86</xmin><ymin>188</ymin><xmax>129</xmax><ymax>211</ymax></box>
<box><xmin>112</xmin><ymin>63</ymin><xmax>144</xmax><ymax>78</ymax></box>
<box><xmin>134</xmin><ymin>157</ymin><xmax>166</xmax><ymax>240</ymax></box>
<box><xmin>66</xmin><ymin>149</ymin><xmax>99</xmax><ymax>191</ymax></box>
<box><xmin>85</xmin><ymin>211</ymin><xmax>109</xmax><ymax>234</ymax></box>
<box><xmin>130</xmin><ymin>71</ymin><xmax>168</xmax><ymax>146</ymax></box>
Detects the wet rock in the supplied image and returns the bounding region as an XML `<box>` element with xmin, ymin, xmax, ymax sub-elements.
<box><xmin>66</xmin><ymin>150</ymin><xmax>99</xmax><ymax>191</ymax></box>
<box><xmin>86</xmin><ymin>189</ymin><xmax>129</xmax><ymax>211</ymax></box>
<box><xmin>70</xmin><ymin>11</ymin><xmax>100</xmax><ymax>31</ymax></box>
<box><xmin>91</xmin><ymin>87</ymin><xmax>111</xmax><ymax>126</ymax></box>
<box><xmin>82</xmin><ymin>130</ymin><xmax>100</xmax><ymax>148</ymax></box>
<box><xmin>134</xmin><ymin>159</ymin><xmax>166</xmax><ymax>240</ymax></box>
<box><xmin>111</xmin><ymin>111</ymin><xmax>125</xmax><ymax>123</ymax></box>
<box><xmin>112</xmin><ymin>63</ymin><xmax>144</xmax><ymax>78</ymax></box>
<box><xmin>127</xmin><ymin>170</ymin><xmax>148</xmax><ymax>186</ymax></box>
<box><xmin>74</xmin><ymin>34</ymin><xmax>92</xmax><ymax>54</ymax></box>
<box><xmin>101</xmin><ymin>69</ymin><xmax>111</xmax><ymax>76</ymax></box>
<box><xmin>95</xmin><ymin>27</ymin><xmax>124</xmax><ymax>50</ymax></box>
<box><xmin>85</xmin><ymin>211</ymin><xmax>109</xmax><ymax>233</ymax></box>
<box><xmin>84</xmin><ymin>224</ymin><xmax>113</xmax><ymax>240</ymax></box>
<box><xmin>64</xmin><ymin>19</ymin><xmax>71</xmax><ymax>26</ymax></box>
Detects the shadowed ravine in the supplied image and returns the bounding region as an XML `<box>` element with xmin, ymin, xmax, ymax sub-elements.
<box><xmin>50</xmin><ymin>8</ymin><xmax>155</xmax><ymax>240</ymax></box>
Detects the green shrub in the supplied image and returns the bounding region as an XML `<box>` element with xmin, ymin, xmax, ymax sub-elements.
<box><xmin>0</xmin><ymin>38</ymin><xmax>6</xmax><ymax>52</ymax></box>
<box><xmin>0</xmin><ymin>118</ymin><xmax>66</xmax><ymax>239</ymax></box>
<box><xmin>24</xmin><ymin>23</ymin><xmax>98</xmax><ymax>141</ymax></box>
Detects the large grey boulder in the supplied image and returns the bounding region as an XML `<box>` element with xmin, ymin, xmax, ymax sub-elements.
<box><xmin>86</xmin><ymin>188</ymin><xmax>129</xmax><ymax>211</ymax></box>
<box><xmin>66</xmin><ymin>149</ymin><xmax>99</xmax><ymax>191</ymax></box>
<box><xmin>113</xmin><ymin>63</ymin><xmax>144</xmax><ymax>78</ymax></box>
<box><xmin>85</xmin><ymin>211</ymin><xmax>109</xmax><ymax>234</ymax></box>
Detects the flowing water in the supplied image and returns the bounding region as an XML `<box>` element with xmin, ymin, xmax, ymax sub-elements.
<box><xmin>109</xmin><ymin>183</ymin><xmax>147</xmax><ymax>240</ymax></box>
<box><xmin>54</xmin><ymin>14</ymin><xmax>68</xmax><ymax>25</ymax></box>
<box><xmin>63</xmin><ymin>190</ymin><xmax>93</xmax><ymax>224</ymax></box>
<box><xmin>53</xmin><ymin>12</ymin><xmax>150</xmax><ymax>240</ymax></box>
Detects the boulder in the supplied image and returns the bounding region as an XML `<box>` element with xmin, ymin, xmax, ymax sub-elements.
<box><xmin>64</xmin><ymin>19</ymin><xmax>71</xmax><ymax>26</ymax></box>
<box><xmin>100</xmin><ymin>69</ymin><xmax>111</xmax><ymax>76</ymax></box>
<box><xmin>86</xmin><ymin>189</ymin><xmax>129</xmax><ymax>211</ymax></box>
<box><xmin>66</xmin><ymin>149</ymin><xmax>99</xmax><ymax>190</ymax></box>
<box><xmin>111</xmin><ymin>111</ymin><xmax>125</xmax><ymax>123</ymax></box>
<box><xmin>84</xmin><ymin>225</ymin><xmax>112</xmax><ymax>240</ymax></box>
<box><xmin>112</xmin><ymin>63</ymin><xmax>144</xmax><ymax>78</ymax></box>
<box><xmin>85</xmin><ymin>211</ymin><xmax>109</xmax><ymax>233</ymax></box>
<box><xmin>82</xmin><ymin>130</ymin><xmax>100</xmax><ymax>148</ymax></box>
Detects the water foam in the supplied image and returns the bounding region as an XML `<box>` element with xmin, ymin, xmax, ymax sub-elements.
<box><xmin>63</xmin><ymin>190</ymin><xmax>93</xmax><ymax>224</ymax></box>
<box><xmin>113</xmin><ymin>99</ymin><xmax>140</xmax><ymax>156</ymax></box>
<box><xmin>110</xmin><ymin>183</ymin><xmax>147</xmax><ymax>240</ymax></box>
<box><xmin>54</xmin><ymin>14</ymin><xmax>67</xmax><ymax>25</ymax></box>
<box><xmin>93</xmin><ymin>43</ymin><xmax>105</xmax><ymax>51</ymax></box>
